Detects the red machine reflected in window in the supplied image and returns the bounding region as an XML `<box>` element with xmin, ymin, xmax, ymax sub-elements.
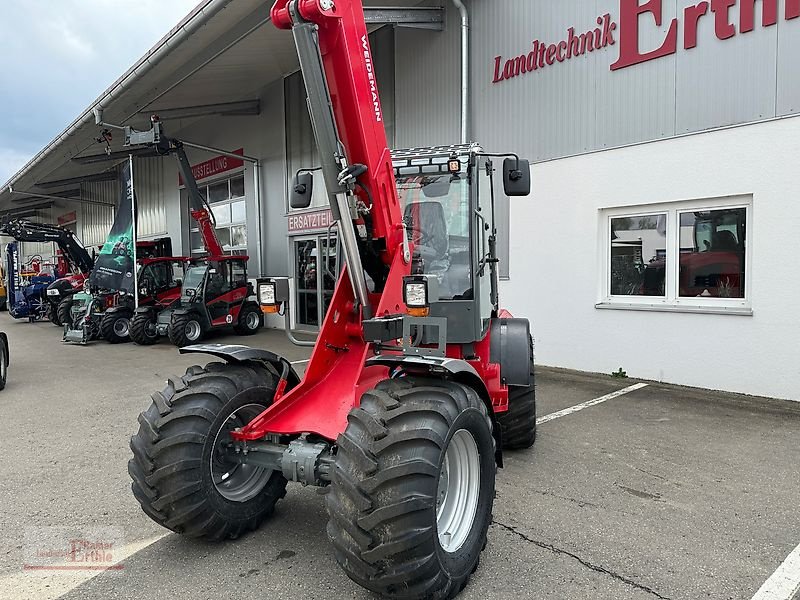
<box><xmin>678</xmin><ymin>209</ymin><xmax>746</xmax><ymax>298</ymax></box>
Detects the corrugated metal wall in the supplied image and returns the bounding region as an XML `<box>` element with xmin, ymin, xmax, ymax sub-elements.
<box><xmin>133</xmin><ymin>157</ymin><xmax>168</xmax><ymax>238</ymax></box>
<box><xmin>468</xmin><ymin>0</ymin><xmax>800</xmax><ymax>162</ymax></box>
<box><xmin>80</xmin><ymin>180</ymin><xmax>116</xmax><ymax>247</ymax></box>
<box><xmin>395</xmin><ymin>0</ymin><xmax>461</xmax><ymax>148</ymax></box>
<box><xmin>396</xmin><ymin>0</ymin><xmax>800</xmax><ymax>160</ymax></box>
<box><xmin>20</xmin><ymin>207</ymin><xmax>56</xmax><ymax>261</ymax></box>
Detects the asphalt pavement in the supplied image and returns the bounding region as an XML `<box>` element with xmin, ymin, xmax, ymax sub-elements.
<box><xmin>0</xmin><ymin>313</ymin><xmax>798</xmax><ymax>600</ymax></box>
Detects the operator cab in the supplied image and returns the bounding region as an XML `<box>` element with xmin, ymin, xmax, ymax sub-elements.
<box><xmin>180</xmin><ymin>257</ymin><xmax>251</xmax><ymax>323</ymax></box>
<box><xmin>392</xmin><ymin>144</ymin><xmax>530</xmax><ymax>343</ymax></box>
<box><xmin>138</xmin><ymin>259</ymin><xmax>186</xmax><ymax>301</ymax></box>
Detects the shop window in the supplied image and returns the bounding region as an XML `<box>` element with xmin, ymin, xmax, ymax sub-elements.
<box><xmin>185</xmin><ymin>173</ymin><xmax>248</xmax><ymax>255</ymax></box>
<box><xmin>610</xmin><ymin>214</ymin><xmax>667</xmax><ymax>297</ymax></box>
<box><xmin>678</xmin><ymin>209</ymin><xmax>746</xmax><ymax>299</ymax></box>
<box><xmin>230</xmin><ymin>175</ymin><xmax>245</xmax><ymax>199</ymax></box>
<box><xmin>599</xmin><ymin>197</ymin><xmax>751</xmax><ymax>314</ymax></box>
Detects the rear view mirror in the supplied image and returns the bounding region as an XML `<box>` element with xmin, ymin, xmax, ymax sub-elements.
<box><xmin>421</xmin><ymin>180</ymin><xmax>450</xmax><ymax>198</ymax></box>
<box><xmin>503</xmin><ymin>158</ymin><xmax>531</xmax><ymax>197</ymax></box>
<box><xmin>291</xmin><ymin>172</ymin><xmax>314</xmax><ymax>209</ymax></box>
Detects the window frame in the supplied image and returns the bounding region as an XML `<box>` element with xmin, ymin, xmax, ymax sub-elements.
<box><xmin>184</xmin><ymin>172</ymin><xmax>247</xmax><ymax>256</ymax></box>
<box><xmin>597</xmin><ymin>195</ymin><xmax>753</xmax><ymax>316</ymax></box>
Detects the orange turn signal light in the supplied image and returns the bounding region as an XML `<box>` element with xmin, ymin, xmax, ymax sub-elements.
<box><xmin>261</xmin><ymin>305</ymin><xmax>279</xmax><ymax>314</ymax></box>
<box><xmin>408</xmin><ymin>307</ymin><xmax>430</xmax><ymax>318</ymax></box>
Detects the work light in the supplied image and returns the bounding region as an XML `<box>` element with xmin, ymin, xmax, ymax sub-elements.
<box><xmin>403</xmin><ymin>275</ymin><xmax>437</xmax><ymax>318</ymax></box>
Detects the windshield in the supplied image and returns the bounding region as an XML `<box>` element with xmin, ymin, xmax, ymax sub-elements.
<box><xmin>183</xmin><ymin>266</ymin><xmax>208</xmax><ymax>292</ymax></box>
<box><xmin>395</xmin><ymin>174</ymin><xmax>472</xmax><ymax>300</ymax></box>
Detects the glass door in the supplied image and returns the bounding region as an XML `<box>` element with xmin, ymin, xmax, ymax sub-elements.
<box><xmin>293</xmin><ymin>233</ymin><xmax>339</xmax><ymax>330</ymax></box>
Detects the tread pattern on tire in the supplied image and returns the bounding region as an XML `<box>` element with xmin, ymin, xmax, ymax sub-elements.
<box><xmin>496</xmin><ymin>337</ymin><xmax>536</xmax><ymax>450</ymax></box>
<box><xmin>233</xmin><ymin>303</ymin><xmax>262</xmax><ymax>336</ymax></box>
<box><xmin>47</xmin><ymin>301</ymin><xmax>62</xmax><ymax>326</ymax></box>
<box><xmin>327</xmin><ymin>376</ymin><xmax>495</xmax><ymax>600</ymax></box>
<box><xmin>168</xmin><ymin>312</ymin><xmax>202</xmax><ymax>347</ymax></box>
<box><xmin>100</xmin><ymin>309</ymin><xmax>132</xmax><ymax>344</ymax></box>
<box><xmin>57</xmin><ymin>299</ymin><xmax>73</xmax><ymax>328</ymax></box>
<box><xmin>130</xmin><ymin>312</ymin><xmax>158</xmax><ymax>345</ymax></box>
<box><xmin>128</xmin><ymin>362</ymin><xmax>287</xmax><ymax>541</ymax></box>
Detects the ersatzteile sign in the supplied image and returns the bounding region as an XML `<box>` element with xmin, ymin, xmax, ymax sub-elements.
<box><xmin>492</xmin><ymin>0</ymin><xmax>800</xmax><ymax>83</ymax></box>
<box><xmin>288</xmin><ymin>209</ymin><xmax>334</xmax><ymax>233</ymax></box>
<box><xmin>178</xmin><ymin>148</ymin><xmax>245</xmax><ymax>185</ymax></box>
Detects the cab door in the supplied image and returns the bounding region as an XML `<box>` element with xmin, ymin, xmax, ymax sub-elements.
<box><xmin>206</xmin><ymin>260</ymin><xmax>249</xmax><ymax>326</ymax></box>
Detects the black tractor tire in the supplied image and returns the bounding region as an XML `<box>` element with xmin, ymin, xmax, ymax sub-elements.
<box><xmin>496</xmin><ymin>337</ymin><xmax>537</xmax><ymax>450</ymax></box>
<box><xmin>57</xmin><ymin>298</ymin><xmax>74</xmax><ymax>329</ymax></box>
<box><xmin>128</xmin><ymin>362</ymin><xmax>287</xmax><ymax>540</ymax></box>
<box><xmin>130</xmin><ymin>312</ymin><xmax>159</xmax><ymax>346</ymax></box>
<box><xmin>0</xmin><ymin>337</ymin><xmax>8</xmax><ymax>391</ymax></box>
<box><xmin>233</xmin><ymin>303</ymin><xmax>263</xmax><ymax>336</ymax></box>
<box><xmin>100</xmin><ymin>309</ymin><xmax>134</xmax><ymax>344</ymax></box>
<box><xmin>327</xmin><ymin>376</ymin><xmax>496</xmax><ymax>600</ymax></box>
<box><xmin>47</xmin><ymin>301</ymin><xmax>62</xmax><ymax>326</ymax></box>
<box><xmin>168</xmin><ymin>312</ymin><xmax>205</xmax><ymax>347</ymax></box>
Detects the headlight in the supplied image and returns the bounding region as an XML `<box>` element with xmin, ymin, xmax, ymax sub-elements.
<box><xmin>404</xmin><ymin>283</ymin><xmax>427</xmax><ymax>308</ymax></box>
<box><xmin>403</xmin><ymin>276</ymin><xmax>437</xmax><ymax>318</ymax></box>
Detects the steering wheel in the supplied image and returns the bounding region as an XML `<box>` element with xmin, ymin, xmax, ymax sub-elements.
<box><xmin>406</xmin><ymin>223</ymin><xmax>434</xmax><ymax>247</ymax></box>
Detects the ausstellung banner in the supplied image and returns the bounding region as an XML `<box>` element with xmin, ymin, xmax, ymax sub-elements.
<box><xmin>88</xmin><ymin>156</ymin><xmax>137</xmax><ymax>297</ymax></box>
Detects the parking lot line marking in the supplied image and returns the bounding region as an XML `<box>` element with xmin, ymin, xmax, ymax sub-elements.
<box><xmin>537</xmin><ymin>383</ymin><xmax>649</xmax><ymax>425</ymax></box>
<box><xmin>750</xmin><ymin>542</ymin><xmax>800</xmax><ymax>600</ymax></box>
<box><xmin>291</xmin><ymin>359</ymin><xmax>310</xmax><ymax>365</ymax></box>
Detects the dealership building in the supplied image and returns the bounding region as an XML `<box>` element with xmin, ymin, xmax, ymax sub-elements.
<box><xmin>1</xmin><ymin>0</ymin><xmax>798</xmax><ymax>400</ymax></box>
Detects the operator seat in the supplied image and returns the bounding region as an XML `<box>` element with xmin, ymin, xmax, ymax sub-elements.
<box><xmin>404</xmin><ymin>201</ymin><xmax>449</xmax><ymax>261</ymax></box>
<box><xmin>404</xmin><ymin>201</ymin><xmax>451</xmax><ymax>294</ymax></box>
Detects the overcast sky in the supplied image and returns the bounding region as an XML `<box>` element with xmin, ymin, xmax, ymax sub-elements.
<box><xmin>0</xmin><ymin>0</ymin><xmax>199</xmax><ymax>185</ymax></box>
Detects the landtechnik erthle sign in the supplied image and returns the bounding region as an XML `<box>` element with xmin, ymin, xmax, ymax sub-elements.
<box><xmin>492</xmin><ymin>0</ymin><xmax>800</xmax><ymax>83</ymax></box>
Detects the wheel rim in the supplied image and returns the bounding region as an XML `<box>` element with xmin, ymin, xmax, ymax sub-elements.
<box><xmin>436</xmin><ymin>429</ymin><xmax>481</xmax><ymax>553</ymax></box>
<box><xmin>0</xmin><ymin>348</ymin><xmax>6</xmax><ymax>381</ymax></box>
<box><xmin>113</xmin><ymin>318</ymin><xmax>130</xmax><ymax>337</ymax></box>
<box><xmin>245</xmin><ymin>311</ymin><xmax>260</xmax><ymax>329</ymax></box>
<box><xmin>185</xmin><ymin>320</ymin><xmax>202</xmax><ymax>341</ymax></box>
<box><xmin>145</xmin><ymin>321</ymin><xmax>157</xmax><ymax>337</ymax></box>
<box><xmin>210</xmin><ymin>403</ymin><xmax>272</xmax><ymax>502</ymax></box>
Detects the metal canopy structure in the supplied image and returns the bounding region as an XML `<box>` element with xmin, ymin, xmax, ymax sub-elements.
<box><xmin>364</xmin><ymin>6</ymin><xmax>444</xmax><ymax>29</ymax></box>
<box><xmin>0</xmin><ymin>0</ymin><xmax>442</xmax><ymax>214</ymax></box>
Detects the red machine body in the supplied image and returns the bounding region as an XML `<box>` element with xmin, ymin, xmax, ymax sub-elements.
<box><xmin>233</xmin><ymin>0</ymin><xmax>509</xmax><ymax>442</ymax></box>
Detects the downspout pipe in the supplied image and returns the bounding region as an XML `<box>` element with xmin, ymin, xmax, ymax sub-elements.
<box><xmin>451</xmin><ymin>0</ymin><xmax>470</xmax><ymax>144</ymax></box>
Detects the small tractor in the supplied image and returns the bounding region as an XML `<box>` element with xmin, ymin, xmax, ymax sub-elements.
<box><xmin>130</xmin><ymin>256</ymin><xmax>262</xmax><ymax>346</ymax></box>
<box><xmin>3</xmin><ymin>243</ymin><xmax>55</xmax><ymax>322</ymax></box>
<box><xmin>114</xmin><ymin>117</ymin><xmax>262</xmax><ymax>347</ymax></box>
<box><xmin>0</xmin><ymin>218</ymin><xmax>95</xmax><ymax>325</ymax></box>
<box><xmin>129</xmin><ymin>1</ymin><xmax>535</xmax><ymax>599</ymax></box>
<box><xmin>63</xmin><ymin>242</ymin><xmax>187</xmax><ymax>344</ymax></box>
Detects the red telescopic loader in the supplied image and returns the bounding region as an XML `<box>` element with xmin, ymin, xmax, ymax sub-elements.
<box><xmin>129</xmin><ymin>1</ymin><xmax>536</xmax><ymax>598</ymax></box>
